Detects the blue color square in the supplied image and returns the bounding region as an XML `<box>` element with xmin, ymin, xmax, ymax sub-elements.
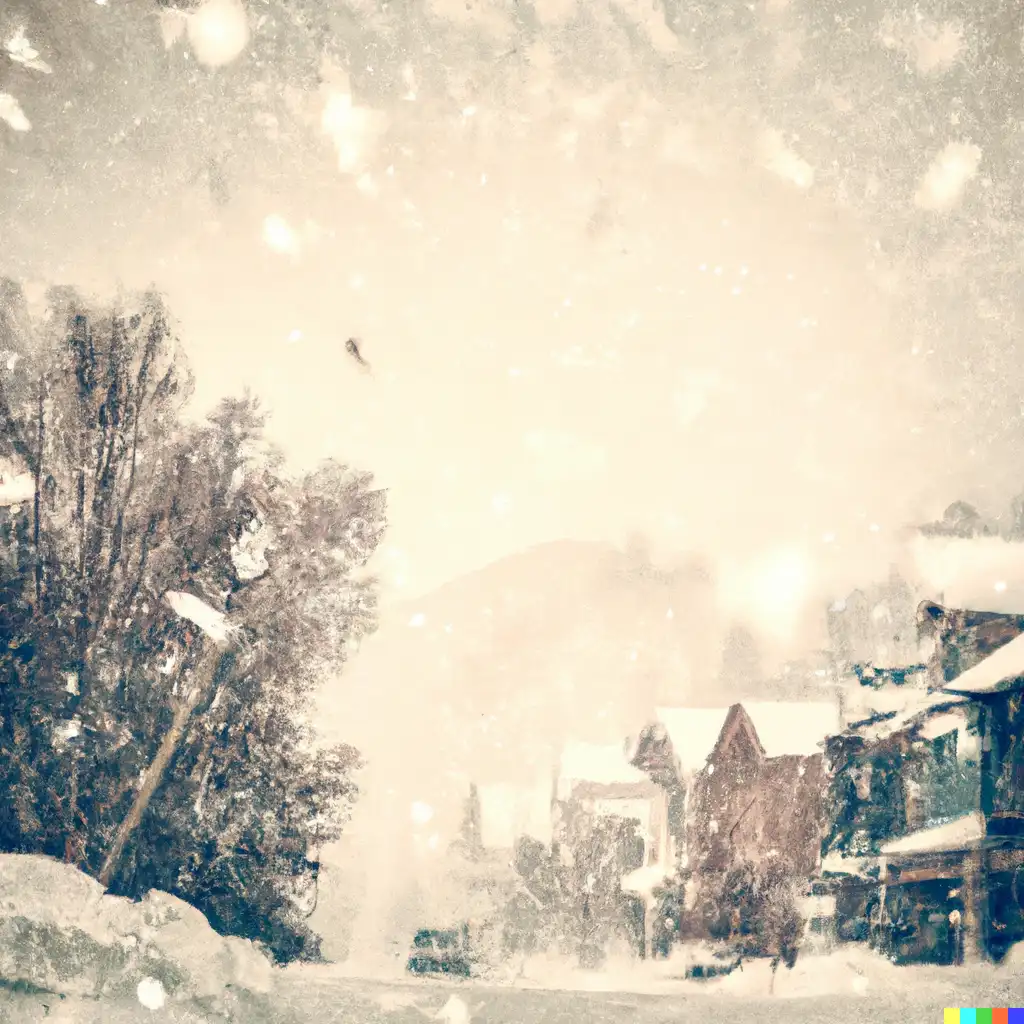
<box><xmin>1007</xmin><ymin>1010</ymin><xmax>1024</xmax><ymax>1024</ymax></box>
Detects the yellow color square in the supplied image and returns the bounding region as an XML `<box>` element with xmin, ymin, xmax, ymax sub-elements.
<box><xmin>945</xmin><ymin>1010</ymin><xmax>960</xmax><ymax>1024</ymax></box>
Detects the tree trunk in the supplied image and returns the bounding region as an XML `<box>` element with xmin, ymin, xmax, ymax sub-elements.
<box><xmin>98</xmin><ymin>644</ymin><xmax>220</xmax><ymax>888</ymax></box>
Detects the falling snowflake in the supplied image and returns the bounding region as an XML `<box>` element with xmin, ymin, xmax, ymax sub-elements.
<box><xmin>0</xmin><ymin>94</ymin><xmax>30</xmax><ymax>132</ymax></box>
<box><xmin>136</xmin><ymin>977</ymin><xmax>166</xmax><ymax>1010</ymax></box>
<box><xmin>759</xmin><ymin>129</ymin><xmax>814</xmax><ymax>188</ymax></box>
<box><xmin>915</xmin><ymin>141</ymin><xmax>981</xmax><ymax>212</ymax></box>
<box><xmin>262</xmin><ymin>214</ymin><xmax>300</xmax><ymax>257</ymax></box>
<box><xmin>186</xmin><ymin>0</ymin><xmax>250</xmax><ymax>69</ymax></box>
<box><xmin>0</xmin><ymin>470</ymin><xmax>33</xmax><ymax>505</ymax></box>
<box><xmin>410</xmin><ymin>800</ymin><xmax>434</xmax><ymax>825</ymax></box>
<box><xmin>5</xmin><ymin>29</ymin><xmax>52</xmax><ymax>74</ymax></box>
<box><xmin>321</xmin><ymin>87</ymin><xmax>387</xmax><ymax>175</ymax></box>
<box><xmin>158</xmin><ymin>9</ymin><xmax>189</xmax><ymax>49</ymax></box>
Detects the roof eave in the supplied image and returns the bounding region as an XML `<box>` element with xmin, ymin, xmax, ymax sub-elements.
<box><xmin>945</xmin><ymin>675</ymin><xmax>1024</xmax><ymax>697</ymax></box>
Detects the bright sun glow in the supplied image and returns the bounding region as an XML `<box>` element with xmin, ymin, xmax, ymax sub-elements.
<box><xmin>410</xmin><ymin>801</ymin><xmax>434</xmax><ymax>826</ymax></box>
<box><xmin>262</xmin><ymin>214</ymin><xmax>299</xmax><ymax>257</ymax></box>
<box><xmin>718</xmin><ymin>546</ymin><xmax>812</xmax><ymax>641</ymax></box>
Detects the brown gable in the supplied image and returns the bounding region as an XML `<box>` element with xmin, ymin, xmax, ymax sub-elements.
<box><xmin>710</xmin><ymin>703</ymin><xmax>766</xmax><ymax>768</ymax></box>
<box><xmin>757</xmin><ymin>754</ymin><xmax>826</xmax><ymax>874</ymax></box>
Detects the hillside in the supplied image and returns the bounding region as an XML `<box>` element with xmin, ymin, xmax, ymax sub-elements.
<box><xmin>316</xmin><ymin>539</ymin><xmax>738</xmax><ymax>788</ymax></box>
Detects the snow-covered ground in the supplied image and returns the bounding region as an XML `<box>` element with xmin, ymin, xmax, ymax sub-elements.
<box><xmin>5</xmin><ymin>946</ymin><xmax>1024</xmax><ymax>1023</ymax></box>
<box><xmin>4</xmin><ymin>853</ymin><xmax>1020</xmax><ymax>1022</ymax></box>
<box><xmin>277</xmin><ymin>945</ymin><xmax>1024</xmax><ymax>1015</ymax></box>
<box><xmin>271</xmin><ymin>953</ymin><xmax>1024</xmax><ymax>1024</ymax></box>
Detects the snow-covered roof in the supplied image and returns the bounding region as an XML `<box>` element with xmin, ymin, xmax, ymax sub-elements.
<box><xmin>653</xmin><ymin>702</ymin><xmax>836</xmax><ymax>769</ymax></box>
<box><xmin>0</xmin><ymin>472</ymin><xmax>34</xmax><ymax>506</ymax></box>
<box><xmin>846</xmin><ymin>688</ymin><xmax>968</xmax><ymax>743</ymax></box>
<box><xmin>880</xmin><ymin>812</ymin><xmax>984</xmax><ymax>857</ymax></box>
<box><xmin>820</xmin><ymin>852</ymin><xmax>874</xmax><ymax>878</ymax></box>
<box><xmin>912</xmin><ymin>534</ymin><xmax>1024</xmax><ymax>616</ymax></box>
<box><xmin>620</xmin><ymin>864</ymin><xmax>671</xmax><ymax>898</ymax></box>
<box><xmin>743</xmin><ymin>701</ymin><xmax>838</xmax><ymax>757</ymax></box>
<box><xmin>654</xmin><ymin>707</ymin><xmax>731</xmax><ymax>773</ymax></box>
<box><xmin>944</xmin><ymin>632</ymin><xmax>1024</xmax><ymax>696</ymax></box>
<box><xmin>558</xmin><ymin>741</ymin><xmax>647</xmax><ymax>786</ymax></box>
<box><xmin>918</xmin><ymin>709</ymin><xmax>968</xmax><ymax>741</ymax></box>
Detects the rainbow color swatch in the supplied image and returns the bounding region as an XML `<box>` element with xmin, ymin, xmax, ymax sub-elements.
<box><xmin>944</xmin><ymin>1010</ymin><xmax>1024</xmax><ymax>1024</ymax></box>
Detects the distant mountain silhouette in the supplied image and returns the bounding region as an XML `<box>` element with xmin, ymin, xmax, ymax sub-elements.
<box><xmin>321</xmin><ymin>539</ymin><xmax>736</xmax><ymax>789</ymax></box>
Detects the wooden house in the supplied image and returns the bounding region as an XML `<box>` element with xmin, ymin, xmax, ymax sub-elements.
<box><xmin>630</xmin><ymin>701</ymin><xmax>837</xmax><ymax>880</ymax></box>
<box><xmin>821</xmin><ymin>597</ymin><xmax>1024</xmax><ymax>964</ymax></box>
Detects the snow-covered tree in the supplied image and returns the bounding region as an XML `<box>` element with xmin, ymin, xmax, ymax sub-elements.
<box><xmin>559</xmin><ymin>810</ymin><xmax>645</xmax><ymax>967</ymax></box>
<box><xmin>694</xmin><ymin>857</ymin><xmax>804</xmax><ymax>991</ymax></box>
<box><xmin>0</xmin><ymin>279</ymin><xmax>386</xmax><ymax>961</ymax></box>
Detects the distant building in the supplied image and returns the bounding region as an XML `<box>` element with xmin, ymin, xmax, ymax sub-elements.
<box><xmin>553</xmin><ymin>740</ymin><xmax>670</xmax><ymax>870</ymax></box>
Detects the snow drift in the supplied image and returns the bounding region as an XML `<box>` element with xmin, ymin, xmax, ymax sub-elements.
<box><xmin>0</xmin><ymin>854</ymin><xmax>274</xmax><ymax>1011</ymax></box>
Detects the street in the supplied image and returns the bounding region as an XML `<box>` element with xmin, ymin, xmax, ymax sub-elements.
<box><xmin>268</xmin><ymin>967</ymin><xmax>1024</xmax><ymax>1024</ymax></box>
<box><xmin>3</xmin><ymin>958</ymin><xmax>1024</xmax><ymax>1024</ymax></box>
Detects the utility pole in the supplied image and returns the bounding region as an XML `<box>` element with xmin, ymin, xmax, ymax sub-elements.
<box><xmin>98</xmin><ymin>592</ymin><xmax>232</xmax><ymax>888</ymax></box>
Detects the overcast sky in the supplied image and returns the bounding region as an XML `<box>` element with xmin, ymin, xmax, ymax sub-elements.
<box><xmin>2</xmin><ymin>0</ymin><xmax>1023</xmax><ymax>659</ymax></box>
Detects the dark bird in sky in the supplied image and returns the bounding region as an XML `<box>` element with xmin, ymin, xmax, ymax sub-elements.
<box><xmin>345</xmin><ymin>337</ymin><xmax>371</xmax><ymax>372</ymax></box>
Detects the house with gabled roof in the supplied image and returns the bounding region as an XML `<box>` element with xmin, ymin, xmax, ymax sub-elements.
<box><xmin>629</xmin><ymin>700</ymin><xmax>837</xmax><ymax>881</ymax></box>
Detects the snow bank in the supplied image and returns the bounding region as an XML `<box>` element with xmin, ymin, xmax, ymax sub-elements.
<box><xmin>0</xmin><ymin>854</ymin><xmax>274</xmax><ymax>1009</ymax></box>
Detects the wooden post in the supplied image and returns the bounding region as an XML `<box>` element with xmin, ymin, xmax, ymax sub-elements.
<box><xmin>960</xmin><ymin>849</ymin><xmax>989</xmax><ymax>964</ymax></box>
<box><xmin>98</xmin><ymin>644</ymin><xmax>220</xmax><ymax>888</ymax></box>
